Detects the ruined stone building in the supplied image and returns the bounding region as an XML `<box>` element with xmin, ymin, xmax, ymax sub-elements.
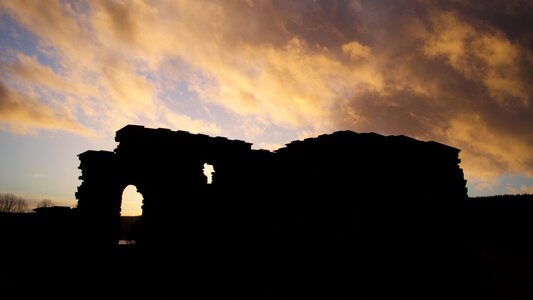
<box><xmin>77</xmin><ymin>124</ymin><xmax>467</xmax><ymax>248</ymax></box>
<box><xmin>75</xmin><ymin>124</ymin><xmax>469</xmax><ymax>296</ymax></box>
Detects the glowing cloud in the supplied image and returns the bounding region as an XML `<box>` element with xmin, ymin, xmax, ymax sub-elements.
<box><xmin>0</xmin><ymin>81</ymin><xmax>89</xmax><ymax>134</ymax></box>
<box><xmin>1</xmin><ymin>0</ymin><xmax>532</xmax><ymax>195</ymax></box>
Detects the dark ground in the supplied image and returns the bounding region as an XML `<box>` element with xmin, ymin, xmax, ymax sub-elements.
<box><xmin>3</xmin><ymin>243</ymin><xmax>533</xmax><ymax>299</ymax></box>
<box><xmin>3</xmin><ymin>195</ymin><xmax>533</xmax><ymax>299</ymax></box>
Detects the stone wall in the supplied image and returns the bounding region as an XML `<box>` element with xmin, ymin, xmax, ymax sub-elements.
<box><xmin>76</xmin><ymin>124</ymin><xmax>467</xmax><ymax>263</ymax></box>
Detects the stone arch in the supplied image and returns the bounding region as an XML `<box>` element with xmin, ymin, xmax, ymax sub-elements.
<box><xmin>76</xmin><ymin>126</ymin><xmax>257</xmax><ymax>246</ymax></box>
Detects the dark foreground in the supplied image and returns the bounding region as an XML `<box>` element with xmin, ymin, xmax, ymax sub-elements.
<box><xmin>3</xmin><ymin>194</ymin><xmax>533</xmax><ymax>299</ymax></box>
<box><xmin>2</xmin><ymin>243</ymin><xmax>533</xmax><ymax>299</ymax></box>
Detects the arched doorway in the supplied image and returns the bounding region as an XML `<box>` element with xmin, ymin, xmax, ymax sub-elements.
<box><xmin>119</xmin><ymin>185</ymin><xmax>143</xmax><ymax>244</ymax></box>
<box><xmin>121</xmin><ymin>185</ymin><xmax>143</xmax><ymax>216</ymax></box>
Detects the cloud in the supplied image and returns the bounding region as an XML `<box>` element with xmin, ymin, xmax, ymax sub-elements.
<box><xmin>508</xmin><ymin>185</ymin><xmax>533</xmax><ymax>195</ymax></box>
<box><xmin>0</xmin><ymin>0</ymin><xmax>221</xmax><ymax>137</ymax></box>
<box><xmin>86</xmin><ymin>0</ymin><xmax>387</xmax><ymax>136</ymax></box>
<box><xmin>0</xmin><ymin>81</ymin><xmax>90</xmax><ymax>134</ymax></box>
<box><xmin>0</xmin><ymin>0</ymin><xmax>88</xmax><ymax>60</ymax></box>
<box><xmin>444</xmin><ymin>114</ymin><xmax>533</xmax><ymax>181</ymax></box>
<box><xmin>342</xmin><ymin>41</ymin><xmax>372</xmax><ymax>61</ymax></box>
<box><xmin>2</xmin><ymin>53</ymin><xmax>92</xmax><ymax>95</ymax></box>
<box><xmin>99</xmin><ymin>57</ymin><xmax>156</xmax><ymax>116</ymax></box>
<box><xmin>1</xmin><ymin>0</ymin><xmax>533</xmax><ymax>195</ymax></box>
<box><xmin>417</xmin><ymin>10</ymin><xmax>530</xmax><ymax>106</ymax></box>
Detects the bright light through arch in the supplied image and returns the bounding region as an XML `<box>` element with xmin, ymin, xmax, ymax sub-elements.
<box><xmin>121</xmin><ymin>185</ymin><xmax>143</xmax><ymax>216</ymax></box>
<box><xmin>203</xmin><ymin>163</ymin><xmax>214</xmax><ymax>184</ymax></box>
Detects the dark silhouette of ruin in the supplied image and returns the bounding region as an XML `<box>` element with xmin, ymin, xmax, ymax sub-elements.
<box><xmin>76</xmin><ymin>125</ymin><xmax>467</xmax><ymax>246</ymax></box>
<box><xmin>73</xmin><ymin>125</ymin><xmax>472</xmax><ymax>298</ymax></box>
<box><xmin>4</xmin><ymin>125</ymin><xmax>533</xmax><ymax>299</ymax></box>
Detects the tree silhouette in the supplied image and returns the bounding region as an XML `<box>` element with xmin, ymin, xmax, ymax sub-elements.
<box><xmin>36</xmin><ymin>199</ymin><xmax>54</xmax><ymax>208</ymax></box>
<box><xmin>0</xmin><ymin>193</ymin><xmax>28</xmax><ymax>213</ymax></box>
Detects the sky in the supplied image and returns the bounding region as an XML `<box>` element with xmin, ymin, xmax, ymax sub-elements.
<box><xmin>1</xmin><ymin>0</ymin><xmax>533</xmax><ymax>215</ymax></box>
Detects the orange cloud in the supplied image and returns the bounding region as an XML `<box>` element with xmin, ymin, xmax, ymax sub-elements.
<box><xmin>86</xmin><ymin>1</ymin><xmax>386</xmax><ymax>135</ymax></box>
<box><xmin>2</xmin><ymin>53</ymin><xmax>93</xmax><ymax>95</ymax></box>
<box><xmin>0</xmin><ymin>81</ymin><xmax>90</xmax><ymax>135</ymax></box>
<box><xmin>1</xmin><ymin>0</ymin><xmax>533</xmax><ymax>195</ymax></box>
<box><xmin>0</xmin><ymin>0</ymin><xmax>221</xmax><ymax>137</ymax></box>
<box><xmin>417</xmin><ymin>10</ymin><xmax>530</xmax><ymax>107</ymax></box>
<box><xmin>444</xmin><ymin>114</ymin><xmax>533</xmax><ymax>182</ymax></box>
<box><xmin>342</xmin><ymin>41</ymin><xmax>372</xmax><ymax>61</ymax></box>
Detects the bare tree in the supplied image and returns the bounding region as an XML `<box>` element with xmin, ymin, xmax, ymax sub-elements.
<box><xmin>37</xmin><ymin>199</ymin><xmax>54</xmax><ymax>208</ymax></box>
<box><xmin>0</xmin><ymin>193</ymin><xmax>29</xmax><ymax>213</ymax></box>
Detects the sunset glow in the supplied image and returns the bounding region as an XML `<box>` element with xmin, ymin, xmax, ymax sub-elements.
<box><xmin>1</xmin><ymin>0</ymin><xmax>533</xmax><ymax>214</ymax></box>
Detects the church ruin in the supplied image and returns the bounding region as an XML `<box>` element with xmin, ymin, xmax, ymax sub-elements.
<box><xmin>76</xmin><ymin>125</ymin><xmax>467</xmax><ymax>249</ymax></box>
<box><xmin>74</xmin><ymin>124</ymin><xmax>471</xmax><ymax>297</ymax></box>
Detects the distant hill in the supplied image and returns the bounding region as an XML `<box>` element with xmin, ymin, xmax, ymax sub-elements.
<box><xmin>469</xmin><ymin>193</ymin><xmax>533</xmax><ymax>201</ymax></box>
<box><xmin>466</xmin><ymin>194</ymin><xmax>533</xmax><ymax>254</ymax></box>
